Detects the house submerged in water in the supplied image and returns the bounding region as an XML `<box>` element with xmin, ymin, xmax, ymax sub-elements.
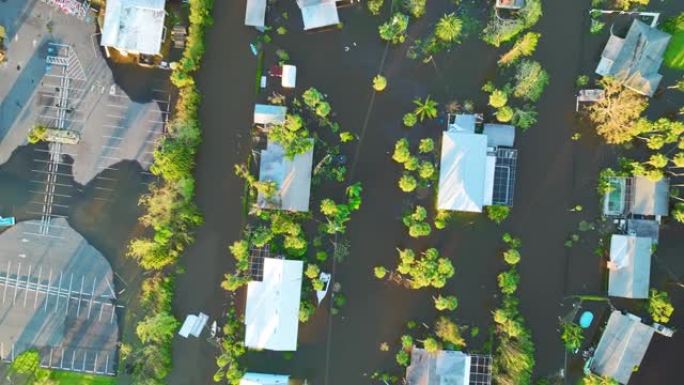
<box><xmin>437</xmin><ymin>114</ymin><xmax>518</xmax><ymax>213</ymax></box>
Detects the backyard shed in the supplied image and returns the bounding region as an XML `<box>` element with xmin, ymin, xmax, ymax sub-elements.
<box><xmin>254</xmin><ymin>104</ymin><xmax>287</xmax><ymax>126</ymax></box>
<box><xmin>483</xmin><ymin>124</ymin><xmax>515</xmax><ymax>148</ymax></box>
<box><xmin>595</xmin><ymin>20</ymin><xmax>671</xmax><ymax>97</ymax></box>
<box><xmin>608</xmin><ymin>234</ymin><xmax>652</xmax><ymax>299</ymax></box>
<box><xmin>590</xmin><ymin>311</ymin><xmax>656</xmax><ymax>384</ymax></box>
<box><xmin>240</xmin><ymin>372</ymin><xmax>290</xmax><ymax>385</ymax></box>
<box><xmin>244</xmin><ymin>258</ymin><xmax>303</xmax><ymax>351</ymax></box>
<box><xmin>257</xmin><ymin>140</ymin><xmax>314</xmax><ymax>212</ymax></box>
<box><xmin>101</xmin><ymin>0</ymin><xmax>167</xmax><ymax>56</ymax></box>
<box><xmin>282</xmin><ymin>64</ymin><xmax>297</xmax><ymax>88</ymax></box>
<box><xmin>437</xmin><ymin>131</ymin><xmax>490</xmax><ymax>212</ymax></box>
<box><xmin>406</xmin><ymin>348</ymin><xmax>492</xmax><ymax>385</ymax></box>
<box><xmin>296</xmin><ymin>0</ymin><xmax>340</xmax><ymax>31</ymax></box>
<box><xmin>244</xmin><ymin>0</ymin><xmax>267</xmax><ymax>29</ymax></box>
<box><xmin>631</xmin><ymin>176</ymin><xmax>669</xmax><ymax>217</ymax></box>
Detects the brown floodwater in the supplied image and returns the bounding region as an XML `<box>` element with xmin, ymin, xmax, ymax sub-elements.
<box><xmin>2</xmin><ymin>0</ymin><xmax>684</xmax><ymax>384</ymax></box>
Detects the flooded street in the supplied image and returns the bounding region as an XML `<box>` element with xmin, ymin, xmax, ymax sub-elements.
<box><xmin>171</xmin><ymin>1</ymin><xmax>684</xmax><ymax>384</ymax></box>
<box><xmin>1</xmin><ymin>0</ymin><xmax>683</xmax><ymax>384</ymax></box>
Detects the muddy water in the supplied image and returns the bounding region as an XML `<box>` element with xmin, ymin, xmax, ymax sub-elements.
<box><xmin>165</xmin><ymin>1</ymin><xmax>684</xmax><ymax>385</ymax></box>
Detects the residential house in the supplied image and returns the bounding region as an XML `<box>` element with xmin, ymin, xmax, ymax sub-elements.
<box><xmin>495</xmin><ymin>0</ymin><xmax>525</xmax><ymax>10</ymax></box>
<box><xmin>595</xmin><ymin>20</ymin><xmax>671</xmax><ymax>97</ymax></box>
<box><xmin>437</xmin><ymin>115</ymin><xmax>518</xmax><ymax>212</ymax></box>
<box><xmin>589</xmin><ymin>311</ymin><xmax>658</xmax><ymax>384</ymax></box>
<box><xmin>240</xmin><ymin>372</ymin><xmax>290</xmax><ymax>385</ymax></box>
<box><xmin>244</xmin><ymin>258</ymin><xmax>303</xmax><ymax>351</ymax></box>
<box><xmin>257</xmin><ymin>140</ymin><xmax>314</xmax><ymax>212</ymax></box>
<box><xmin>405</xmin><ymin>348</ymin><xmax>492</xmax><ymax>385</ymax></box>
<box><xmin>296</xmin><ymin>0</ymin><xmax>340</xmax><ymax>31</ymax></box>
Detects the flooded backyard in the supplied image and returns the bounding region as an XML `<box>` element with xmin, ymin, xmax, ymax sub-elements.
<box><xmin>168</xmin><ymin>0</ymin><xmax>684</xmax><ymax>384</ymax></box>
<box><xmin>1</xmin><ymin>0</ymin><xmax>683</xmax><ymax>384</ymax></box>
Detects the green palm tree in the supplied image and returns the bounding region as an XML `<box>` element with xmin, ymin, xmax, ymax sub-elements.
<box><xmin>434</xmin><ymin>13</ymin><xmax>462</xmax><ymax>43</ymax></box>
<box><xmin>413</xmin><ymin>96</ymin><xmax>438</xmax><ymax>121</ymax></box>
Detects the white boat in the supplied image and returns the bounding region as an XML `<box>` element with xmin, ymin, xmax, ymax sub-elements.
<box><xmin>316</xmin><ymin>272</ymin><xmax>331</xmax><ymax>305</ymax></box>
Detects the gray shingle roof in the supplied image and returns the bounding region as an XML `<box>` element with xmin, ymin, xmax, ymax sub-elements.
<box><xmin>595</xmin><ymin>20</ymin><xmax>671</xmax><ymax>96</ymax></box>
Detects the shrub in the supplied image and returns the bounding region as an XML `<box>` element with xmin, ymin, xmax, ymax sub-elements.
<box><xmin>649</xmin><ymin>289</ymin><xmax>674</xmax><ymax>323</ymax></box>
<box><xmin>489</xmin><ymin>89</ymin><xmax>508</xmax><ymax>108</ymax></box>
<box><xmin>393</xmin><ymin>138</ymin><xmax>411</xmax><ymax>163</ymax></box>
<box><xmin>399</xmin><ymin>173</ymin><xmax>418</xmax><ymax>192</ymax></box>
<box><xmin>373</xmin><ymin>75</ymin><xmax>388</xmax><ymax>91</ymax></box>
<box><xmin>513</xmin><ymin>60</ymin><xmax>549</xmax><ymax>102</ymax></box>
<box><xmin>496</xmin><ymin>106</ymin><xmax>514</xmax><ymax>123</ymax></box>
<box><xmin>418</xmin><ymin>138</ymin><xmax>434</xmax><ymax>153</ymax></box>
<box><xmin>512</xmin><ymin>106</ymin><xmax>538</xmax><ymax>130</ymax></box>
<box><xmin>418</xmin><ymin>161</ymin><xmax>435</xmax><ymax>179</ymax></box>
<box><xmin>435</xmin><ymin>316</ymin><xmax>466</xmax><ymax>348</ymax></box>
<box><xmin>379</xmin><ymin>13</ymin><xmax>409</xmax><ymax>44</ymax></box>
<box><xmin>503</xmin><ymin>249</ymin><xmax>521</xmax><ymax>265</ymax></box>
<box><xmin>396</xmin><ymin>350</ymin><xmax>410</xmax><ymax>366</ymax></box>
<box><xmin>434</xmin><ymin>295</ymin><xmax>458</xmax><ymax>311</ymax></box>
<box><xmin>403</xmin><ymin>112</ymin><xmax>418</xmax><ymax>127</ymax></box>
<box><xmin>402</xmin><ymin>0</ymin><xmax>426</xmax><ymax>18</ymax></box>
<box><xmin>423</xmin><ymin>337</ymin><xmax>442</xmax><ymax>352</ymax></box>
<box><xmin>486</xmin><ymin>205</ymin><xmax>510</xmax><ymax>224</ymax></box>
<box><xmin>497</xmin><ymin>269</ymin><xmax>520</xmax><ymax>294</ymax></box>
<box><xmin>396</xmin><ymin>248</ymin><xmax>454</xmax><ymax>289</ymax></box>
<box><xmin>482</xmin><ymin>0</ymin><xmax>542</xmax><ymax>47</ymax></box>
<box><xmin>374</xmin><ymin>266</ymin><xmax>388</xmax><ymax>279</ymax></box>
<box><xmin>560</xmin><ymin>321</ymin><xmax>584</xmax><ymax>351</ymax></box>
<box><xmin>367</xmin><ymin>0</ymin><xmax>384</xmax><ymax>15</ymax></box>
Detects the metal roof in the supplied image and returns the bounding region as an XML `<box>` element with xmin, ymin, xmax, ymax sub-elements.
<box><xmin>245</xmin><ymin>0</ymin><xmax>267</xmax><ymax>28</ymax></box>
<box><xmin>296</xmin><ymin>0</ymin><xmax>339</xmax><ymax>30</ymax></box>
<box><xmin>254</xmin><ymin>104</ymin><xmax>287</xmax><ymax>125</ymax></box>
<box><xmin>590</xmin><ymin>311</ymin><xmax>655</xmax><ymax>384</ymax></box>
<box><xmin>101</xmin><ymin>0</ymin><xmax>166</xmax><ymax>55</ymax></box>
<box><xmin>437</xmin><ymin>132</ymin><xmax>488</xmax><ymax>212</ymax></box>
<box><xmin>244</xmin><ymin>258</ymin><xmax>303</xmax><ymax>351</ymax></box>
<box><xmin>608</xmin><ymin>234</ymin><xmax>652</xmax><ymax>299</ymax></box>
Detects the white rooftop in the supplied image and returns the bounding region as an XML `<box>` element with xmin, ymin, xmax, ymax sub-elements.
<box><xmin>296</xmin><ymin>0</ymin><xmax>340</xmax><ymax>31</ymax></box>
<box><xmin>437</xmin><ymin>131</ymin><xmax>491</xmax><ymax>212</ymax></box>
<box><xmin>245</xmin><ymin>0</ymin><xmax>267</xmax><ymax>28</ymax></box>
<box><xmin>254</xmin><ymin>104</ymin><xmax>287</xmax><ymax>125</ymax></box>
<box><xmin>240</xmin><ymin>372</ymin><xmax>290</xmax><ymax>385</ymax></box>
<box><xmin>257</xmin><ymin>140</ymin><xmax>313</xmax><ymax>212</ymax></box>
<box><xmin>244</xmin><ymin>258</ymin><xmax>303</xmax><ymax>351</ymax></box>
<box><xmin>608</xmin><ymin>234</ymin><xmax>652</xmax><ymax>299</ymax></box>
<box><xmin>101</xmin><ymin>0</ymin><xmax>166</xmax><ymax>55</ymax></box>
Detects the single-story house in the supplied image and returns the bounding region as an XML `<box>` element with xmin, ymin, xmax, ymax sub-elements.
<box><xmin>101</xmin><ymin>0</ymin><xmax>167</xmax><ymax>56</ymax></box>
<box><xmin>296</xmin><ymin>0</ymin><xmax>340</xmax><ymax>31</ymax></box>
<box><xmin>245</xmin><ymin>0</ymin><xmax>267</xmax><ymax>29</ymax></box>
<box><xmin>595</xmin><ymin>20</ymin><xmax>671</xmax><ymax>97</ymax></box>
<box><xmin>495</xmin><ymin>0</ymin><xmax>525</xmax><ymax>10</ymax></box>
<box><xmin>589</xmin><ymin>311</ymin><xmax>656</xmax><ymax>384</ymax></box>
<box><xmin>240</xmin><ymin>372</ymin><xmax>290</xmax><ymax>385</ymax></box>
<box><xmin>257</xmin><ymin>140</ymin><xmax>314</xmax><ymax>212</ymax></box>
<box><xmin>406</xmin><ymin>348</ymin><xmax>492</xmax><ymax>385</ymax></box>
<box><xmin>254</xmin><ymin>104</ymin><xmax>287</xmax><ymax>126</ymax></box>
<box><xmin>603</xmin><ymin>176</ymin><xmax>669</xmax><ymax>217</ymax></box>
<box><xmin>244</xmin><ymin>258</ymin><xmax>303</xmax><ymax>351</ymax></box>
<box><xmin>282</xmin><ymin>64</ymin><xmax>297</xmax><ymax>88</ymax></box>
<box><xmin>437</xmin><ymin>123</ymin><xmax>518</xmax><ymax>212</ymax></box>
<box><xmin>607</xmin><ymin>234</ymin><xmax>652</xmax><ymax>299</ymax></box>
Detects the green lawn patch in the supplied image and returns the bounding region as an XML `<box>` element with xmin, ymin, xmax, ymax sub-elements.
<box><xmin>51</xmin><ymin>370</ymin><xmax>116</xmax><ymax>385</ymax></box>
<box><xmin>664</xmin><ymin>30</ymin><xmax>684</xmax><ymax>69</ymax></box>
